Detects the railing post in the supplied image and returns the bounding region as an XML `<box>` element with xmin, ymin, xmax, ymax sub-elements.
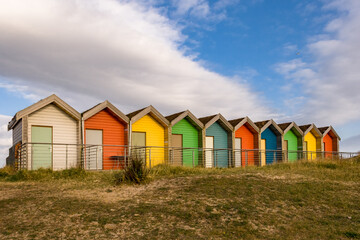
<box><xmin>311</xmin><ymin>152</ymin><xmax>313</xmax><ymax>161</ymax></box>
<box><xmin>245</xmin><ymin>151</ymin><xmax>248</xmax><ymax>166</ymax></box>
<box><xmin>66</xmin><ymin>145</ymin><xmax>68</xmax><ymax>170</ymax></box>
<box><xmin>149</xmin><ymin>148</ymin><xmax>152</xmax><ymax>168</ymax></box>
<box><xmin>215</xmin><ymin>150</ymin><xmax>218</xmax><ymax>168</ymax></box>
<box><xmin>273</xmin><ymin>151</ymin><xmax>276</xmax><ymax>164</ymax></box>
<box><xmin>124</xmin><ymin>146</ymin><xmax>127</xmax><ymax>168</ymax></box>
<box><xmin>192</xmin><ymin>150</ymin><xmax>195</xmax><ymax>167</ymax></box>
<box><xmin>96</xmin><ymin>147</ymin><xmax>98</xmax><ymax>170</ymax></box>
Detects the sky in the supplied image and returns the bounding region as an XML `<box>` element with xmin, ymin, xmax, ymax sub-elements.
<box><xmin>0</xmin><ymin>0</ymin><xmax>360</xmax><ymax>166</ymax></box>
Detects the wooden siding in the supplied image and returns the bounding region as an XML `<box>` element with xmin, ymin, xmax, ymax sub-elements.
<box><xmin>206</xmin><ymin>121</ymin><xmax>229</xmax><ymax>168</ymax></box>
<box><xmin>84</xmin><ymin>109</ymin><xmax>127</xmax><ymax>170</ymax></box>
<box><xmin>172</xmin><ymin>118</ymin><xmax>199</xmax><ymax>167</ymax></box>
<box><xmin>27</xmin><ymin>104</ymin><xmax>79</xmax><ymax>170</ymax></box>
<box><xmin>132</xmin><ymin>114</ymin><xmax>165</xmax><ymax>166</ymax></box>
<box><xmin>235</xmin><ymin>124</ymin><xmax>256</xmax><ymax>166</ymax></box>
<box><xmin>323</xmin><ymin>133</ymin><xmax>333</xmax><ymax>157</ymax></box>
<box><xmin>12</xmin><ymin>119</ymin><xmax>22</xmax><ymax>145</ymax></box>
<box><xmin>304</xmin><ymin>132</ymin><xmax>317</xmax><ymax>160</ymax></box>
<box><xmin>261</xmin><ymin>127</ymin><xmax>281</xmax><ymax>165</ymax></box>
<box><xmin>284</xmin><ymin>129</ymin><xmax>297</xmax><ymax>162</ymax></box>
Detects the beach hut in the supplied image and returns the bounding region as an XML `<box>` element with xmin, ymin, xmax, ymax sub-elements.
<box><xmin>255</xmin><ymin>120</ymin><xmax>283</xmax><ymax>166</ymax></box>
<box><xmin>82</xmin><ymin>101</ymin><xmax>129</xmax><ymax>170</ymax></box>
<box><xmin>7</xmin><ymin>94</ymin><xmax>81</xmax><ymax>170</ymax></box>
<box><xmin>278</xmin><ymin>122</ymin><xmax>303</xmax><ymax>162</ymax></box>
<box><xmin>318</xmin><ymin>126</ymin><xmax>341</xmax><ymax>157</ymax></box>
<box><xmin>166</xmin><ymin>110</ymin><xmax>204</xmax><ymax>167</ymax></box>
<box><xmin>228</xmin><ymin>117</ymin><xmax>259</xmax><ymax>167</ymax></box>
<box><xmin>299</xmin><ymin>124</ymin><xmax>322</xmax><ymax>160</ymax></box>
<box><xmin>199</xmin><ymin>114</ymin><xmax>233</xmax><ymax>168</ymax></box>
<box><xmin>127</xmin><ymin>106</ymin><xmax>169</xmax><ymax>167</ymax></box>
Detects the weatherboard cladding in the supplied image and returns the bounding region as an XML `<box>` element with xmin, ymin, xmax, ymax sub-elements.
<box><xmin>28</xmin><ymin>103</ymin><xmax>79</xmax><ymax>170</ymax></box>
<box><xmin>131</xmin><ymin>114</ymin><xmax>165</xmax><ymax>166</ymax></box>
<box><xmin>261</xmin><ymin>127</ymin><xmax>279</xmax><ymax>164</ymax></box>
<box><xmin>284</xmin><ymin>129</ymin><xmax>298</xmax><ymax>162</ymax></box>
<box><xmin>206</xmin><ymin>121</ymin><xmax>229</xmax><ymax>168</ymax></box>
<box><xmin>12</xmin><ymin>120</ymin><xmax>22</xmax><ymax>145</ymax></box>
<box><xmin>304</xmin><ymin>131</ymin><xmax>317</xmax><ymax>159</ymax></box>
<box><xmin>84</xmin><ymin>108</ymin><xmax>127</xmax><ymax>170</ymax></box>
<box><xmin>234</xmin><ymin>124</ymin><xmax>256</xmax><ymax>166</ymax></box>
<box><xmin>323</xmin><ymin>133</ymin><xmax>333</xmax><ymax>153</ymax></box>
<box><xmin>171</xmin><ymin>117</ymin><xmax>200</xmax><ymax>167</ymax></box>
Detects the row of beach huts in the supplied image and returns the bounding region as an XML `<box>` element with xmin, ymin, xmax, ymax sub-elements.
<box><xmin>6</xmin><ymin>94</ymin><xmax>340</xmax><ymax>170</ymax></box>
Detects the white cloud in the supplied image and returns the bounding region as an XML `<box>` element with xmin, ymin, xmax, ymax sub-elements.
<box><xmin>275</xmin><ymin>0</ymin><xmax>360</xmax><ymax>126</ymax></box>
<box><xmin>0</xmin><ymin>115</ymin><xmax>12</xmax><ymax>168</ymax></box>
<box><xmin>0</xmin><ymin>0</ymin><xmax>270</xmax><ymax>120</ymax></box>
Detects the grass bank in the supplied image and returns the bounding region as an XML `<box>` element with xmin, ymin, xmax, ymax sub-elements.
<box><xmin>1</xmin><ymin>158</ymin><xmax>360</xmax><ymax>239</ymax></box>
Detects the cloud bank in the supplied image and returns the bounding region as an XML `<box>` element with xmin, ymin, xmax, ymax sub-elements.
<box><xmin>275</xmin><ymin>0</ymin><xmax>360</xmax><ymax>126</ymax></box>
<box><xmin>0</xmin><ymin>0</ymin><xmax>270</xmax><ymax>119</ymax></box>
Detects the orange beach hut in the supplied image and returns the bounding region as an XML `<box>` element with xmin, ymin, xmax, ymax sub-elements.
<box><xmin>228</xmin><ymin>117</ymin><xmax>259</xmax><ymax>166</ymax></box>
<box><xmin>318</xmin><ymin>126</ymin><xmax>341</xmax><ymax>157</ymax></box>
<box><xmin>82</xmin><ymin>101</ymin><xmax>129</xmax><ymax>170</ymax></box>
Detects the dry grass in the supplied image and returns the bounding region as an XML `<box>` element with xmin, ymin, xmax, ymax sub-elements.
<box><xmin>1</xmin><ymin>158</ymin><xmax>360</xmax><ymax>239</ymax></box>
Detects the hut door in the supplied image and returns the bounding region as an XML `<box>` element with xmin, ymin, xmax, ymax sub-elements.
<box><xmin>261</xmin><ymin>139</ymin><xmax>266</xmax><ymax>166</ymax></box>
<box><xmin>172</xmin><ymin>134</ymin><xmax>183</xmax><ymax>166</ymax></box>
<box><xmin>284</xmin><ymin>140</ymin><xmax>288</xmax><ymax>162</ymax></box>
<box><xmin>132</xmin><ymin>132</ymin><xmax>146</xmax><ymax>160</ymax></box>
<box><xmin>205</xmin><ymin>136</ymin><xmax>214</xmax><ymax>168</ymax></box>
<box><xmin>235</xmin><ymin>138</ymin><xmax>242</xmax><ymax>167</ymax></box>
<box><xmin>31</xmin><ymin>126</ymin><xmax>52</xmax><ymax>170</ymax></box>
<box><xmin>86</xmin><ymin>129</ymin><xmax>103</xmax><ymax>170</ymax></box>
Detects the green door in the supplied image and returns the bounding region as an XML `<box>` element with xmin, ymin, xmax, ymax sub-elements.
<box><xmin>31</xmin><ymin>126</ymin><xmax>52</xmax><ymax>170</ymax></box>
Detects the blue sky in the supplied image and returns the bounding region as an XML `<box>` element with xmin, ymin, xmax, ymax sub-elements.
<box><xmin>0</xmin><ymin>0</ymin><xmax>360</xmax><ymax>165</ymax></box>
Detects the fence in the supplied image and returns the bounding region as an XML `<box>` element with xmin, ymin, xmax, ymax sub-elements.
<box><xmin>13</xmin><ymin>143</ymin><xmax>359</xmax><ymax>170</ymax></box>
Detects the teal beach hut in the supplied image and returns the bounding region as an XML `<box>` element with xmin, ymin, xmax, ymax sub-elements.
<box><xmin>199</xmin><ymin>114</ymin><xmax>233</xmax><ymax>168</ymax></box>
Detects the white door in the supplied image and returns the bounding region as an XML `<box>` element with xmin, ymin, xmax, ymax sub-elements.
<box><xmin>261</xmin><ymin>139</ymin><xmax>266</xmax><ymax>166</ymax></box>
<box><xmin>86</xmin><ymin>129</ymin><xmax>103</xmax><ymax>170</ymax></box>
<box><xmin>205</xmin><ymin>136</ymin><xmax>214</xmax><ymax>168</ymax></box>
<box><xmin>235</xmin><ymin>138</ymin><xmax>242</xmax><ymax>167</ymax></box>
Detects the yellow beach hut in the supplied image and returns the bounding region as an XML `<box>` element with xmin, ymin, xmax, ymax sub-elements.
<box><xmin>127</xmin><ymin>106</ymin><xmax>169</xmax><ymax>167</ymax></box>
<box><xmin>299</xmin><ymin>124</ymin><xmax>323</xmax><ymax>160</ymax></box>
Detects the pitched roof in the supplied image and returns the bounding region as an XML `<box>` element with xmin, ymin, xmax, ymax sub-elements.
<box><xmin>299</xmin><ymin>124</ymin><xmax>311</xmax><ymax>132</ymax></box>
<box><xmin>165</xmin><ymin>111</ymin><xmax>186</xmax><ymax>122</ymax></box>
<box><xmin>278</xmin><ymin>122</ymin><xmax>292</xmax><ymax>131</ymax></box>
<box><xmin>166</xmin><ymin>110</ymin><xmax>204</xmax><ymax>129</ymax></box>
<box><xmin>255</xmin><ymin>120</ymin><xmax>270</xmax><ymax>129</ymax></box>
<box><xmin>318</xmin><ymin>126</ymin><xmax>341</xmax><ymax>140</ymax></box>
<box><xmin>299</xmin><ymin>124</ymin><xmax>322</xmax><ymax>137</ymax></box>
<box><xmin>8</xmin><ymin>94</ymin><xmax>81</xmax><ymax>130</ymax></box>
<box><xmin>318</xmin><ymin>127</ymin><xmax>329</xmax><ymax>134</ymax></box>
<box><xmin>82</xmin><ymin>100</ymin><xmax>129</xmax><ymax>123</ymax></box>
<box><xmin>126</xmin><ymin>105</ymin><xmax>169</xmax><ymax>127</ymax></box>
<box><xmin>228</xmin><ymin>118</ymin><xmax>245</xmax><ymax>127</ymax></box>
<box><xmin>198</xmin><ymin>114</ymin><xmax>233</xmax><ymax>132</ymax></box>
<box><xmin>198</xmin><ymin>114</ymin><xmax>218</xmax><ymax>125</ymax></box>
<box><xmin>126</xmin><ymin>107</ymin><xmax>147</xmax><ymax>119</ymax></box>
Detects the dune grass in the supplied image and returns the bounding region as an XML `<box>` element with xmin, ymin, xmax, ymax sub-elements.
<box><xmin>0</xmin><ymin>158</ymin><xmax>359</xmax><ymax>239</ymax></box>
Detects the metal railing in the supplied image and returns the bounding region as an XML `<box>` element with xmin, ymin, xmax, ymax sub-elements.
<box><xmin>12</xmin><ymin>143</ymin><xmax>359</xmax><ymax>170</ymax></box>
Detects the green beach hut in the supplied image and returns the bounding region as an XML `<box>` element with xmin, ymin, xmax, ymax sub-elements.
<box><xmin>278</xmin><ymin>122</ymin><xmax>303</xmax><ymax>162</ymax></box>
<box><xmin>166</xmin><ymin>110</ymin><xmax>204</xmax><ymax>167</ymax></box>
